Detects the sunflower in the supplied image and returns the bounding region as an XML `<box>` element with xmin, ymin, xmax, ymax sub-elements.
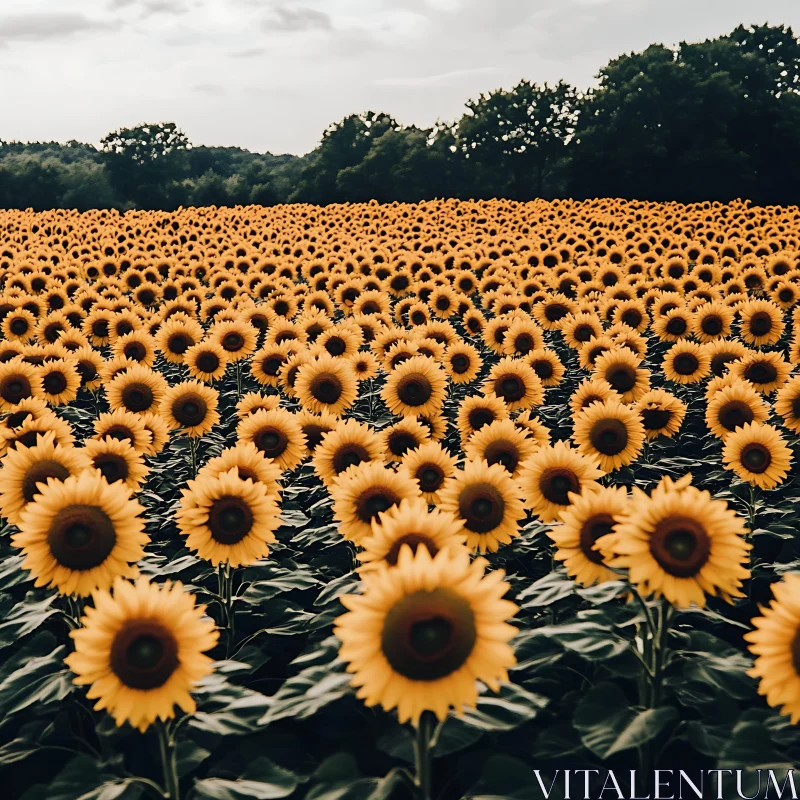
<box><xmin>349</xmin><ymin>351</ymin><xmax>380</xmax><ymax>382</ymax></box>
<box><xmin>37</xmin><ymin>358</ymin><xmax>80</xmax><ymax>406</ymax></box>
<box><xmin>704</xmin><ymin>338</ymin><xmax>748</xmax><ymax>378</ymax></box>
<box><xmin>159</xmin><ymin>381</ymin><xmax>220</xmax><ymax>439</ymax></box>
<box><xmin>11</xmin><ymin>471</ymin><xmax>147</xmax><ymax>596</ymax></box>
<box><xmin>578</xmin><ymin>335</ymin><xmax>616</xmax><ymax>370</ymax></box>
<box><xmin>210</xmin><ymin>319</ymin><xmax>258</xmax><ymax>362</ymax></box>
<box><xmin>549</xmin><ymin>485</ymin><xmax>629</xmax><ymax>587</ymax></box>
<box><xmin>692</xmin><ymin>302</ymin><xmax>733</xmax><ymax>343</ymax></box>
<box><xmin>572</xmin><ymin>399</ymin><xmax>645</xmax><ymax>474</ymax></box>
<box><xmin>93</xmin><ymin>409</ymin><xmax>152</xmax><ymax>454</ymax></box>
<box><xmin>455</xmin><ymin>395</ymin><xmax>509</xmax><ymax>445</ymax></box>
<box><xmin>464</xmin><ymin>419</ymin><xmax>538</xmax><ymax>480</ymax></box>
<box><xmin>635</xmin><ymin>389</ymin><xmax>686</xmax><ymax>440</ymax></box>
<box><xmin>66</xmin><ymin>577</ymin><xmax>218</xmax><ymax>732</ymax></box>
<box><xmin>705</xmin><ymin>380</ymin><xmax>769</xmax><ymax>439</ymax></box>
<box><xmin>592</xmin><ymin>348</ymin><xmax>650</xmax><ymax>403</ymax></box>
<box><xmin>249</xmin><ymin>343</ymin><xmax>291</xmax><ymax>388</ymax></box>
<box><xmin>533</xmin><ymin>294</ymin><xmax>576</xmax><ymax>331</ymax></box>
<box><xmin>730</xmin><ymin>351</ymin><xmax>792</xmax><ymax>395</ymax></box>
<box><xmin>382</xmin><ymin>356</ymin><xmax>447</xmax><ymax>418</ymax></box>
<box><xmin>521</xmin><ymin>348</ymin><xmax>563</xmax><ymax>389</ymax></box>
<box><xmin>112</xmin><ymin>330</ymin><xmax>156</xmax><ymax>367</ymax></box>
<box><xmin>483</xmin><ymin>357</ymin><xmax>544</xmax><ymax>413</ymax></box>
<box><xmin>597</xmin><ymin>477</ymin><xmax>750</xmax><ymax>609</ymax></box>
<box><xmin>398</xmin><ymin>441</ymin><xmax>457</xmax><ymax>504</ymax></box>
<box><xmin>185</xmin><ymin>340</ymin><xmax>228</xmax><ymax>383</ymax></box>
<box><xmin>313</xmin><ymin>418</ymin><xmax>383</xmax><ymax>487</ymax></box>
<box><xmin>314</xmin><ymin>326</ymin><xmax>362</xmax><ymax>359</ymax></box>
<box><xmin>745</xmin><ymin>575</ymin><xmax>800</xmax><ymax>723</ymax></box>
<box><xmin>279</xmin><ymin>350</ymin><xmax>313</xmax><ymax>398</ymax></box>
<box><xmin>237</xmin><ymin>407</ymin><xmax>306</xmax><ymax>472</ymax></box>
<box><xmin>295</xmin><ymin>355</ymin><xmax>359</xmax><ymax>417</ymax></box>
<box><xmin>379</xmin><ymin>417</ymin><xmax>430</xmax><ymax>463</ymax></box>
<box><xmin>106</xmin><ymin>365</ymin><xmax>167</xmax><ymax>416</ymax></box>
<box><xmin>0</xmin><ymin>359</ymin><xmax>43</xmax><ymax>411</ymax></box>
<box><xmin>774</xmin><ymin>376</ymin><xmax>800</xmax><ymax>434</ymax></box>
<box><xmin>652</xmin><ymin>308</ymin><xmax>692</xmax><ymax>343</ymax></box>
<box><xmin>155</xmin><ymin>317</ymin><xmax>204</xmax><ymax>364</ymax></box>
<box><xmin>140</xmin><ymin>412</ymin><xmax>170</xmax><ymax>457</ymax></box>
<box><xmin>335</xmin><ymin>547</ymin><xmax>517</xmax><ymax>724</ymax></box>
<box><xmin>438</xmin><ymin>459</ymin><xmax>525</xmax><ymax>554</ymax></box>
<box><xmin>357</xmin><ymin>498</ymin><xmax>468</xmax><ymax>571</ymax></box>
<box><xmin>739</xmin><ymin>299</ymin><xmax>785</xmax><ymax>347</ymax></box>
<box><xmin>662</xmin><ymin>341</ymin><xmax>711</xmax><ymax>385</ymax></box>
<box><xmin>177</xmin><ymin>468</ymin><xmax>281</xmax><ymax>566</ymax></box>
<box><xmin>236</xmin><ymin>392</ymin><xmax>281</xmax><ymax>420</ymax></box>
<box><xmin>501</xmin><ymin>318</ymin><xmax>545</xmax><ymax>357</ymax></box>
<box><xmin>294</xmin><ymin>408</ymin><xmax>339</xmax><ymax>456</ymax></box>
<box><xmin>82</xmin><ymin>437</ymin><xmax>150</xmax><ymax>490</ymax></box>
<box><xmin>560</xmin><ymin>312</ymin><xmax>603</xmax><ymax>350</ymax></box>
<box><xmin>330</xmin><ymin>460</ymin><xmax>422</xmax><ymax>544</ymax></box>
<box><xmin>83</xmin><ymin>308</ymin><xmax>114</xmax><ymax>347</ymax></box>
<box><xmin>516</xmin><ymin>440</ymin><xmax>603</xmax><ymax>522</ymax></box>
<box><xmin>198</xmin><ymin>442</ymin><xmax>282</xmax><ymax>500</ymax></box>
<box><xmin>70</xmin><ymin>345</ymin><xmax>105</xmax><ymax>392</ymax></box>
<box><xmin>2</xmin><ymin>308</ymin><xmax>36</xmax><ymax>342</ymax></box>
<box><xmin>0</xmin><ymin>431</ymin><xmax>90</xmax><ymax>526</ymax></box>
<box><xmin>722</xmin><ymin>422</ymin><xmax>792</xmax><ymax>490</ymax></box>
<box><xmin>443</xmin><ymin>342</ymin><xmax>481</xmax><ymax>384</ymax></box>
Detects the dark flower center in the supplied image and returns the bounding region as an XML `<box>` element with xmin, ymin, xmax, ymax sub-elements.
<box><xmin>44</xmin><ymin>372</ymin><xmax>68</xmax><ymax>395</ymax></box>
<box><xmin>710</xmin><ymin>353</ymin><xmax>737</xmax><ymax>378</ymax></box>
<box><xmin>332</xmin><ymin>444</ymin><xmax>369</xmax><ymax>474</ymax></box>
<box><xmin>650</xmin><ymin>516</ymin><xmax>710</xmax><ymax>578</ymax></box>
<box><xmin>254</xmin><ymin>427</ymin><xmax>288</xmax><ymax>458</ymax></box>
<box><xmin>589</xmin><ymin>418</ymin><xmax>629</xmax><ymax>455</ymax></box>
<box><xmin>533</xmin><ymin>360</ymin><xmax>553</xmax><ymax>380</ymax></box>
<box><xmin>458</xmin><ymin>482</ymin><xmax>505</xmax><ymax>533</ymax></box>
<box><xmin>47</xmin><ymin>504</ymin><xmax>117</xmax><ymax>570</ymax></box>
<box><xmin>451</xmin><ymin>354</ymin><xmax>470</xmax><ymax>374</ymax></box>
<box><xmin>381</xmin><ymin>588</ymin><xmax>476</xmax><ymax>681</ymax></box>
<box><xmin>124</xmin><ymin>342</ymin><xmax>147</xmax><ymax>361</ymax></box>
<box><xmin>540</xmin><ymin>468</ymin><xmax>580</xmax><ymax>505</ymax></box>
<box><xmin>622</xmin><ymin>309</ymin><xmax>642</xmax><ymax>328</ymax></box>
<box><xmin>749</xmin><ymin>312</ymin><xmax>773</xmax><ymax>337</ymax></box>
<box><xmin>701</xmin><ymin>316</ymin><xmax>723</xmax><ymax>335</ymax></box>
<box><xmin>468</xmin><ymin>408</ymin><xmax>494</xmax><ymax>432</ymax></box>
<box><xmin>606</xmin><ymin>364</ymin><xmax>636</xmax><ymax>393</ymax></box>
<box><xmin>666</xmin><ymin>317</ymin><xmax>687</xmax><ymax>336</ymax></box>
<box><xmin>673</xmin><ymin>353</ymin><xmax>699</xmax><ymax>375</ymax></box>
<box><xmin>574</xmin><ymin>325</ymin><xmax>594</xmax><ymax>342</ymax></box>
<box><xmin>310</xmin><ymin>374</ymin><xmax>342</xmax><ymax>405</ymax></box>
<box><xmin>173</xmin><ymin>394</ymin><xmax>207</xmax><ymax>427</ymax></box>
<box><xmin>741</xmin><ymin>443</ymin><xmax>772</xmax><ymax>474</ymax></box>
<box><xmin>209</xmin><ymin>496</ymin><xmax>254</xmax><ymax>544</ymax></box>
<box><xmin>196</xmin><ymin>352</ymin><xmax>220</xmax><ymax>373</ymax></box>
<box><xmin>389</xmin><ymin>432</ymin><xmax>418</xmax><ymax>458</ymax></box>
<box><xmin>484</xmin><ymin>439</ymin><xmax>519</xmax><ymax>473</ymax></box>
<box><xmin>110</xmin><ymin>621</ymin><xmax>179</xmax><ymax>690</ymax></box>
<box><xmin>325</xmin><ymin>336</ymin><xmax>346</xmax><ymax>356</ymax></box>
<box><xmin>397</xmin><ymin>375</ymin><xmax>433</xmax><ymax>407</ymax></box>
<box><xmin>719</xmin><ymin>400</ymin><xmax>754</xmax><ymax>432</ymax></box>
<box><xmin>417</xmin><ymin>465</ymin><xmax>444</xmax><ymax>493</ymax></box>
<box><xmin>745</xmin><ymin>362</ymin><xmax>777</xmax><ymax>385</ymax></box>
<box><xmin>10</xmin><ymin>318</ymin><xmax>28</xmax><ymax>335</ymax></box>
<box><xmin>580</xmin><ymin>513</ymin><xmax>616</xmax><ymax>564</ymax></box>
<box><xmin>642</xmin><ymin>408</ymin><xmax>672</xmax><ymax>431</ymax></box>
<box><xmin>302</xmin><ymin>423</ymin><xmax>330</xmax><ymax>451</ymax></box>
<box><xmin>385</xmin><ymin>534</ymin><xmax>438</xmax><ymax>566</ymax></box>
<box><xmin>222</xmin><ymin>332</ymin><xmax>245</xmax><ymax>352</ymax></box>
<box><xmin>22</xmin><ymin>460</ymin><xmax>70</xmax><ymax>503</ymax></box>
<box><xmin>544</xmin><ymin>303</ymin><xmax>568</xmax><ymax>322</ymax></box>
<box><xmin>357</xmin><ymin>487</ymin><xmax>401</xmax><ymax>523</ymax></box>
<box><xmin>95</xmin><ymin>453</ymin><xmax>130</xmax><ymax>484</ymax></box>
<box><xmin>1</xmin><ymin>375</ymin><xmax>31</xmax><ymax>403</ymax></box>
<box><xmin>496</xmin><ymin>375</ymin><xmax>525</xmax><ymax>403</ymax></box>
<box><xmin>122</xmin><ymin>382</ymin><xmax>154</xmax><ymax>412</ymax></box>
<box><xmin>514</xmin><ymin>334</ymin><xmax>533</xmax><ymax>354</ymax></box>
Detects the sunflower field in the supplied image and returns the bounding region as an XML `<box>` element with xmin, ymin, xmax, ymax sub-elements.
<box><xmin>1</xmin><ymin>197</ymin><xmax>800</xmax><ymax>799</ymax></box>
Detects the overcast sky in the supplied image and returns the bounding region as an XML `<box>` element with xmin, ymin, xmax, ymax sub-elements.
<box><xmin>1</xmin><ymin>0</ymin><xmax>799</xmax><ymax>155</ymax></box>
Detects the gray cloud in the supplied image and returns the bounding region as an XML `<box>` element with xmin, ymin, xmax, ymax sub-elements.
<box><xmin>230</xmin><ymin>46</ymin><xmax>267</xmax><ymax>58</ymax></box>
<box><xmin>374</xmin><ymin>66</ymin><xmax>500</xmax><ymax>88</ymax></box>
<box><xmin>193</xmin><ymin>83</ymin><xmax>226</xmax><ymax>96</ymax></box>
<box><xmin>0</xmin><ymin>12</ymin><xmax>117</xmax><ymax>42</ymax></box>
<box><xmin>263</xmin><ymin>6</ymin><xmax>333</xmax><ymax>33</ymax></box>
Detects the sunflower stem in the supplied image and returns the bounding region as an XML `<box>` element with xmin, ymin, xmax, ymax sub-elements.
<box><xmin>156</xmin><ymin>719</ymin><xmax>180</xmax><ymax>800</ymax></box>
<box><xmin>747</xmin><ymin>483</ymin><xmax>758</xmax><ymax>534</ymax></box>
<box><xmin>189</xmin><ymin>436</ymin><xmax>198</xmax><ymax>479</ymax></box>
<box><xmin>218</xmin><ymin>562</ymin><xmax>235</xmax><ymax>657</ymax></box>
<box><xmin>235</xmin><ymin>360</ymin><xmax>242</xmax><ymax>399</ymax></box>
<box><xmin>413</xmin><ymin>712</ymin><xmax>436</xmax><ymax>800</ymax></box>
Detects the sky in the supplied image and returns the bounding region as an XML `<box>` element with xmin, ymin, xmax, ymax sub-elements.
<box><xmin>1</xmin><ymin>0</ymin><xmax>799</xmax><ymax>156</ymax></box>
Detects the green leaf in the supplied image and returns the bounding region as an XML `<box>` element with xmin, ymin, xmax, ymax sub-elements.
<box><xmin>468</xmin><ymin>755</ymin><xmax>540</xmax><ymax>800</ymax></box>
<box><xmin>459</xmin><ymin>683</ymin><xmax>548</xmax><ymax>732</ymax></box>
<box><xmin>519</xmin><ymin>621</ymin><xmax>629</xmax><ymax>661</ymax></box>
<box><xmin>604</xmin><ymin>707</ymin><xmax>679</xmax><ymax>757</ymax></box>
<box><xmin>259</xmin><ymin>665</ymin><xmax>353</xmax><ymax>725</ymax></box>
<box><xmin>20</xmin><ymin>755</ymin><xmax>139</xmax><ymax>800</ymax></box>
<box><xmin>0</xmin><ymin>593</ymin><xmax>61</xmax><ymax>649</ymax></box>
<box><xmin>573</xmin><ymin>682</ymin><xmax>636</xmax><ymax>759</ymax></box>
<box><xmin>0</xmin><ymin>644</ymin><xmax>74</xmax><ymax>716</ymax></box>
<box><xmin>193</xmin><ymin>757</ymin><xmax>298</xmax><ymax>799</ymax></box>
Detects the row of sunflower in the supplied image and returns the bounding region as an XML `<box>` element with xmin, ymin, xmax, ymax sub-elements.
<box><xmin>0</xmin><ymin>198</ymin><xmax>799</xmax><ymax>798</ymax></box>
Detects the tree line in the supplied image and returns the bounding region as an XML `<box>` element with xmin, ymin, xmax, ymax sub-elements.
<box><xmin>2</xmin><ymin>23</ymin><xmax>800</xmax><ymax>211</ymax></box>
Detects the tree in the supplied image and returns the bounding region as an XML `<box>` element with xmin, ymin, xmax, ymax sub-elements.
<box><xmin>101</xmin><ymin>122</ymin><xmax>191</xmax><ymax>209</ymax></box>
<box><xmin>456</xmin><ymin>81</ymin><xmax>581</xmax><ymax>199</ymax></box>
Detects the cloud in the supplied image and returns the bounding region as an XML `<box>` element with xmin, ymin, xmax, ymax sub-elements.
<box><xmin>0</xmin><ymin>12</ymin><xmax>118</xmax><ymax>43</ymax></box>
<box><xmin>374</xmin><ymin>66</ymin><xmax>500</xmax><ymax>88</ymax></box>
<box><xmin>230</xmin><ymin>47</ymin><xmax>267</xmax><ymax>58</ymax></box>
<box><xmin>193</xmin><ymin>83</ymin><xmax>226</xmax><ymax>96</ymax></box>
<box><xmin>107</xmin><ymin>0</ymin><xmax>190</xmax><ymax>16</ymax></box>
<box><xmin>263</xmin><ymin>6</ymin><xmax>333</xmax><ymax>33</ymax></box>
